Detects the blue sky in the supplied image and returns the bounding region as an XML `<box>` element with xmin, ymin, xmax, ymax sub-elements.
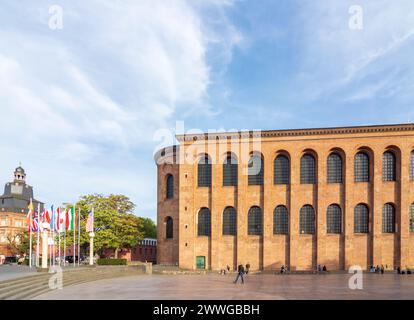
<box><xmin>1</xmin><ymin>1</ymin><xmax>414</xmax><ymax>221</ymax></box>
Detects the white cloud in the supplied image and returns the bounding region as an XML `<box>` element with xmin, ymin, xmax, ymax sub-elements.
<box><xmin>0</xmin><ymin>0</ymin><xmax>239</xmax><ymax>218</ymax></box>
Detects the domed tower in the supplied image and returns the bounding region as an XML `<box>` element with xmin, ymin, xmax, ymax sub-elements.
<box><xmin>14</xmin><ymin>166</ymin><xmax>26</xmax><ymax>184</ymax></box>
<box><xmin>154</xmin><ymin>146</ymin><xmax>179</xmax><ymax>266</ymax></box>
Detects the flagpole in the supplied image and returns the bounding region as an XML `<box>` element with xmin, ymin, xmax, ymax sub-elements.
<box><xmin>52</xmin><ymin>205</ymin><xmax>55</xmax><ymax>267</ymax></box>
<box><xmin>73</xmin><ymin>206</ymin><xmax>76</xmax><ymax>267</ymax></box>
<box><xmin>58</xmin><ymin>207</ymin><xmax>61</xmax><ymax>266</ymax></box>
<box><xmin>78</xmin><ymin>208</ymin><xmax>81</xmax><ymax>267</ymax></box>
<box><xmin>29</xmin><ymin>199</ymin><xmax>33</xmax><ymax>269</ymax></box>
<box><xmin>36</xmin><ymin>203</ymin><xmax>40</xmax><ymax>267</ymax></box>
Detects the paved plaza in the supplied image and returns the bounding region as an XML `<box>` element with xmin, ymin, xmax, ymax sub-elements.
<box><xmin>0</xmin><ymin>265</ymin><xmax>37</xmax><ymax>281</ymax></box>
<box><xmin>35</xmin><ymin>273</ymin><xmax>414</xmax><ymax>300</ymax></box>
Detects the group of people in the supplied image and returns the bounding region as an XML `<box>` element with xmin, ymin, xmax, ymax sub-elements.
<box><xmin>369</xmin><ymin>265</ymin><xmax>386</xmax><ymax>274</ymax></box>
<box><xmin>280</xmin><ymin>265</ymin><xmax>289</xmax><ymax>274</ymax></box>
<box><xmin>316</xmin><ymin>265</ymin><xmax>328</xmax><ymax>273</ymax></box>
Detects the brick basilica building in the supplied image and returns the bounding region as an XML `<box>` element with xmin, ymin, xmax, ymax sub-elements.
<box><xmin>155</xmin><ymin>123</ymin><xmax>414</xmax><ymax>271</ymax></box>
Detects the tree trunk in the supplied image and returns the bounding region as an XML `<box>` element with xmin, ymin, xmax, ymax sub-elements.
<box><xmin>114</xmin><ymin>248</ymin><xmax>119</xmax><ymax>259</ymax></box>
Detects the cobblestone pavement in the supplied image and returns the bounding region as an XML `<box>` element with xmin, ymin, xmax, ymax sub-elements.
<box><xmin>35</xmin><ymin>273</ymin><xmax>414</xmax><ymax>300</ymax></box>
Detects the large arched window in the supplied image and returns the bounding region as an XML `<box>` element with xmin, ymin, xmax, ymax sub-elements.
<box><xmin>273</xmin><ymin>205</ymin><xmax>289</xmax><ymax>235</ymax></box>
<box><xmin>166</xmin><ymin>175</ymin><xmax>174</xmax><ymax>199</ymax></box>
<box><xmin>383</xmin><ymin>151</ymin><xmax>396</xmax><ymax>182</ymax></box>
<box><xmin>327</xmin><ymin>204</ymin><xmax>342</xmax><ymax>234</ymax></box>
<box><xmin>198</xmin><ymin>208</ymin><xmax>211</xmax><ymax>236</ymax></box>
<box><xmin>410</xmin><ymin>151</ymin><xmax>414</xmax><ymax>181</ymax></box>
<box><xmin>165</xmin><ymin>216</ymin><xmax>173</xmax><ymax>239</ymax></box>
<box><xmin>274</xmin><ymin>155</ymin><xmax>290</xmax><ymax>185</ymax></box>
<box><xmin>354</xmin><ymin>204</ymin><xmax>369</xmax><ymax>233</ymax></box>
<box><xmin>248</xmin><ymin>206</ymin><xmax>262</xmax><ymax>235</ymax></box>
<box><xmin>355</xmin><ymin>152</ymin><xmax>370</xmax><ymax>182</ymax></box>
<box><xmin>410</xmin><ymin>204</ymin><xmax>414</xmax><ymax>233</ymax></box>
<box><xmin>382</xmin><ymin>203</ymin><xmax>395</xmax><ymax>233</ymax></box>
<box><xmin>327</xmin><ymin>153</ymin><xmax>343</xmax><ymax>183</ymax></box>
<box><xmin>299</xmin><ymin>205</ymin><xmax>315</xmax><ymax>234</ymax></box>
<box><xmin>198</xmin><ymin>155</ymin><xmax>212</xmax><ymax>187</ymax></box>
<box><xmin>223</xmin><ymin>154</ymin><xmax>238</xmax><ymax>186</ymax></box>
<box><xmin>300</xmin><ymin>154</ymin><xmax>316</xmax><ymax>184</ymax></box>
<box><xmin>223</xmin><ymin>207</ymin><xmax>237</xmax><ymax>235</ymax></box>
<box><xmin>248</xmin><ymin>153</ymin><xmax>264</xmax><ymax>185</ymax></box>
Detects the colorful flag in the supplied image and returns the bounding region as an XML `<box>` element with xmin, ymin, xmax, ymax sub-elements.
<box><xmin>55</xmin><ymin>207</ymin><xmax>65</xmax><ymax>233</ymax></box>
<box><xmin>42</xmin><ymin>208</ymin><xmax>51</xmax><ymax>225</ymax></box>
<box><xmin>50</xmin><ymin>205</ymin><xmax>55</xmax><ymax>231</ymax></box>
<box><xmin>66</xmin><ymin>207</ymin><xmax>75</xmax><ymax>231</ymax></box>
<box><xmin>27</xmin><ymin>199</ymin><xmax>34</xmax><ymax>232</ymax></box>
<box><xmin>86</xmin><ymin>209</ymin><xmax>94</xmax><ymax>232</ymax></box>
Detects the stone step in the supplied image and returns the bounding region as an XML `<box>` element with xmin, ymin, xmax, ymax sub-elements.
<box><xmin>1</xmin><ymin>268</ymin><xmax>145</xmax><ymax>300</ymax></box>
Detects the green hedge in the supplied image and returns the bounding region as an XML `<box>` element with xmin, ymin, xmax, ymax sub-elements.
<box><xmin>97</xmin><ymin>258</ymin><xmax>127</xmax><ymax>265</ymax></box>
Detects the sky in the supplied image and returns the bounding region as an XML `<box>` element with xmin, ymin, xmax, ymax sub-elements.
<box><xmin>1</xmin><ymin>0</ymin><xmax>414</xmax><ymax>221</ymax></box>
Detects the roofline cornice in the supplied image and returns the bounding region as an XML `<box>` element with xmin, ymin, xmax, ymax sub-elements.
<box><xmin>175</xmin><ymin>123</ymin><xmax>414</xmax><ymax>142</ymax></box>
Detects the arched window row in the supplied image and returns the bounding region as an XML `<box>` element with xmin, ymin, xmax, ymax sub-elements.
<box><xmin>194</xmin><ymin>203</ymin><xmax>413</xmax><ymax>237</ymax></box>
<box><xmin>194</xmin><ymin>149</ymin><xmax>412</xmax><ymax>187</ymax></box>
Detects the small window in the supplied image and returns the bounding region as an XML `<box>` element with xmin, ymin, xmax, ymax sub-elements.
<box><xmin>354</xmin><ymin>204</ymin><xmax>369</xmax><ymax>233</ymax></box>
<box><xmin>355</xmin><ymin>152</ymin><xmax>370</xmax><ymax>182</ymax></box>
<box><xmin>274</xmin><ymin>155</ymin><xmax>290</xmax><ymax>185</ymax></box>
<box><xmin>382</xmin><ymin>203</ymin><xmax>395</xmax><ymax>233</ymax></box>
<box><xmin>410</xmin><ymin>152</ymin><xmax>414</xmax><ymax>181</ymax></box>
<box><xmin>166</xmin><ymin>175</ymin><xmax>174</xmax><ymax>199</ymax></box>
<box><xmin>300</xmin><ymin>154</ymin><xmax>316</xmax><ymax>184</ymax></box>
<box><xmin>198</xmin><ymin>208</ymin><xmax>211</xmax><ymax>236</ymax></box>
<box><xmin>248</xmin><ymin>154</ymin><xmax>264</xmax><ymax>185</ymax></box>
<box><xmin>410</xmin><ymin>204</ymin><xmax>414</xmax><ymax>233</ymax></box>
<box><xmin>299</xmin><ymin>205</ymin><xmax>315</xmax><ymax>234</ymax></box>
<box><xmin>273</xmin><ymin>205</ymin><xmax>289</xmax><ymax>235</ymax></box>
<box><xmin>383</xmin><ymin>151</ymin><xmax>396</xmax><ymax>182</ymax></box>
<box><xmin>166</xmin><ymin>217</ymin><xmax>173</xmax><ymax>239</ymax></box>
<box><xmin>223</xmin><ymin>154</ymin><xmax>238</xmax><ymax>186</ymax></box>
<box><xmin>222</xmin><ymin>207</ymin><xmax>237</xmax><ymax>235</ymax></box>
<box><xmin>327</xmin><ymin>153</ymin><xmax>343</xmax><ymax>183</ymax></box>
<box><xmin>248</xmin><ymin>206</ymin><xmax>262</xmax><ymax>235</ymax></box>
<box><xmin>327</xmin><ymin>204</ymin><xmax>342</xmax><ymax>234</ymax></box>
<box><xmin>198</xmin><ymin>155</ymin><xmax>212</xmax><ymax>187</ymax></box>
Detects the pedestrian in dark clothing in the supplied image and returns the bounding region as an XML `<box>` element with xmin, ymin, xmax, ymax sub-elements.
<box><xmin>245</xmin><ymin>263</ymin><xmax>250</xmax><ymax>275</ymax></box>
<box><xmin>322</xmin><ymin>265</ymin><xmax>327</xmax><ymax>272</ymax></box>
<box><xmin>227</xmin><ymin>265</ymin><xmax>230</xmax><ymax>273</ymax></box>
<box><xmin>234</xmin><ymin>264</ymin><xmax>245</xmax><ymax>284</ymax></box>
<box><xmin>397</xmin><ymin>266</ymin><xmax>401</xmax><ymax>274</ymax></box>
<box><xmin>380</xmin><ymin>265</ymin><xmax>385</xmax><ymax>274</ymax></box>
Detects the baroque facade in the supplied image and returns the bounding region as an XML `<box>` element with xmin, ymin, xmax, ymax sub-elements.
<box><xmin>0</xmin><ymin>166</ymin><xmax>43</xmax><ymax>257</ymax></box>
<box><xmin>155</xmin><ymin>124</ymin><xmax>414</xmax><ymax>271</ymax></box>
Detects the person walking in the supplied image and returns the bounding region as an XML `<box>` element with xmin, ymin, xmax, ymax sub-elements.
<box><xmin>234</xmin><ymin>264</ymin><xmax>245</xmax><ymax>284</ymax></box>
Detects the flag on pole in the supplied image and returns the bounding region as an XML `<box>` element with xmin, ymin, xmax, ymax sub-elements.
<box><xmin>56</xmin><ymin>207</ymin><xmax>65</xmax><ymax>233</ymax></box>
<box><xmin>27</xmin><ymin>199</ymin><xmax>34</xmax><ymax>268</ymax></box>
<box><xmin>86</xmin><ymin>209</ymin><xmax>94</xmax><ymax>232</ymax></box>
<box><xmin>66</xmin><ymin>207</ymin><xmax>75</xmax><ymax>231</ymax></box>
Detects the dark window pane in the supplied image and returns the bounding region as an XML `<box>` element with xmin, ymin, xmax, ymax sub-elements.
<box><xmin>410</xmin><ymin>204</ymin><xmax>414</xmax><ymax>233</ymax></box>
<box><xmin>274</xmin><ymin>156</ymin><xmax>290</xmax><ymax>184</ymax></box>
<box><xmin>273</xmin><ymin>205</ymin><xmax>289</xmax><ymax>235</ymax></box>
<box><xmin>327</xmin><ymin>153</ymin><xmax>343</xmax><ymax>183</ymax></box>
<box><xmin>300</xmin><ymin>154</ymin><xmax>316</xmax><ymax>184</ymax></box>
<box><xmin>300</xmin><ymin>205</ymin><xmax>315</xmax><ymax>234</ymax></box>
<box><xmin>223</xmin><ymin>207</ymin><xmax>237</xmax><ymax>235</ymax></box>
<box><xmin>327</xmin><ymin>205</ymin><xmax>341</xmax><ymax>234</ymax></box>
<box><xmin>410</xmin><ymin>152</ymin><xmax>414</xmax><ymax>181</ymax></box>
<box><xmin>223</xmin><ymin>155</ymin><xmax>238</xmax><ymax>186</ymax></box>
<box><xmin>248</xmin><ymin>206</ymin><xmax>262</xmax><ymax>235</ymax></box>
<box><xmin>248</xmin><ymin>154</ymin><xmax>263</xmax><ymax>185</ymax></box>
<box><xmin>198</xmin><ymin>155</ymin><xmax>212</xmax><ymax>187</ymax></box>
<box><xmin>166</xmin><ymin>175</ymin><xmax>174</xmax><ymax>199</ymax></box>
<box><xmin>355</xmin><ymin>152</ymin><xmax>369</xmax><ymax>182</ymax></box>
<box><xmin>354</xmin><ymin>204</ymin><xmax>369</xmax><ymax>233</ymax></box>
<box><xmin>383</xmin><ymin>152</ymin><xmax>396</xmax><ymax>182</ymax></box>
<box><xmin>166</xmin><ymin>217</ymin><xmax>173</xmax><ymax>239</ymax></box>
<box><xmin>198</xmin><ymin>208</ymin><xmax>211</xmax><ymax>236</ymax></box>
<box><xmin>382</xmin><ymin>203</ymin><xmax>395</xmax><ymax>233</ymax></box>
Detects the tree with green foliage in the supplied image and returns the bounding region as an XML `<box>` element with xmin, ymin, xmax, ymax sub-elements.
<box><xmin>62</xmin><ymin>194</ymin><xmax>147</xmax><ymax>258</ymax></box>
<box><xmin>6</xmin><ymin>232</ymin><xmax>36</xmax><ymax>256</ymax></box>
<box><xmin>139</xmin><ymin>217</ymin><xmax>157</xmax><ymax>238</ymax></box>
